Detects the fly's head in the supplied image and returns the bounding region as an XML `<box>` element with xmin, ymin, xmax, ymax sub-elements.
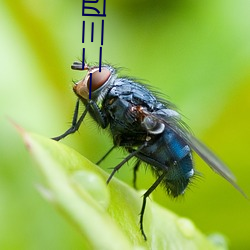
<box><xmin>71</xmin><ymin>61</ymin><xmax>116</xmax><ymax>102</ymax></box>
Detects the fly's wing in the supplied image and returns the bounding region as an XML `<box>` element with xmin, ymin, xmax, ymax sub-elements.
<box><xmin>182</xmin><ymin>131</ymin><xmax>248</xmax><ymax>198</ymax></box>
<box><xmin>150</xmin><ymin>109</ymin><xmax>247</xmax><ymax>198</ymax></box>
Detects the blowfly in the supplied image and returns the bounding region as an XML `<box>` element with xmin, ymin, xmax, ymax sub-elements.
<box><xmin>52</xmin><ymin>61</ymin><xmax>246</xmax><ymax>240</ymax></box>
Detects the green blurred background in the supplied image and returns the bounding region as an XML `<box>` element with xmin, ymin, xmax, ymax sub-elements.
<box><xmin>1</xmin><ymin>1</ymin><xmax>250</xmax><ymax>249</ymax></box>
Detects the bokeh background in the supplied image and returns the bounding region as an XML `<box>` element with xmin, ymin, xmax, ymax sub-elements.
<box><xmin>1</xmin><ymin>1</ymin><xmax>250</xmax><ymax>249</ymax></box>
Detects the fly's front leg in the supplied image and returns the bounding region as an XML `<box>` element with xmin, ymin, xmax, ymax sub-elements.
<box><xmin>52</xmin><ymin>99</ymin><xmax>107</xmax><ymax>141</ymax></box>
<box><xmin>88</xmin><ymin>100</ymin><xmax>107</xmax><ymax>129</ymax></box>
<box><xmin>52</xmin><ymin>99</ymin><xmax>89</xmax><ymax>141</ymax></box>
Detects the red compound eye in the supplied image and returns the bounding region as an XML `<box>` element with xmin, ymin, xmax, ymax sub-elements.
<box><xmin>87</xmin><ymin>68</ymin><xmax>111</xmax><ymax>92</ymax></box>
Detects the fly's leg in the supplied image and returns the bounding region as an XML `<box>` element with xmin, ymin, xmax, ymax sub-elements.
<box><xmin>107</xmin><ymin>143</ymin><xmax>146</xmax><ymax>184</ymax></box>
<box><xmin>140</xmin><ymin>172</ymin><xmax>166</xmax><ymax>240</ymax></box>
<box><xmin>52</xmin><ymin>99</ymin><xmax>107</xmax><ymax>141</ymax></box>
<box><xmin>52</xmin><ymin>99</ymin><xmax>88</xmax><ymax>141</ymax></box>
<box><xmin>88</xmin><ymin>100</ymin><xmax>107</xmax><ymax>129</ymax></box>
<box><xmin>96</xmin><ymin>145</ymin><xmax>116</xmax><ymax>165</ymax></box>
<box><xmin>133</xmin><ymin>160</ymin><xmax>141</xmax><ymax>189</ymax></box>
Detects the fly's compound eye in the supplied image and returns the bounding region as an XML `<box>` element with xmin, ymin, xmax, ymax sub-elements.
<box><xmin>87</xmin><ymin>69</ymin><xmax>111</xmax><ymax>92</ymax></box>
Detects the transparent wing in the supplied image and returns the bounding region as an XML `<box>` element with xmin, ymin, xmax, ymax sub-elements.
<box><xmin>148</xmin><ymin>110</ymin><xmax>247</xmax><ymax>198</ymax></box>
<box><xmin>171</xmin><ymin>122</ymin><xmax>247</xmax><ymax>198</ymax></box>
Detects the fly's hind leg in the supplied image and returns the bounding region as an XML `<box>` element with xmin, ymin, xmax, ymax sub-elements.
<box><xmin>140</xmin><ymin>172</ymin><xmax>167</xmax><ymax>240</ymax></box>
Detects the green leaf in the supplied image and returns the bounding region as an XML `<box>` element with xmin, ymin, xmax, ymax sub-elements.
<box><xmin>19</xmin><ymin>128</ymin><xmax>226</xmax><ymax>250</ymax></box>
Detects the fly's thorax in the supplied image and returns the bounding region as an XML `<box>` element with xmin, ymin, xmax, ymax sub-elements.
<box><xmin>73</xmin><ymin>64</ymin><xmax>117</xmax><ymax>103</ymax></box>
